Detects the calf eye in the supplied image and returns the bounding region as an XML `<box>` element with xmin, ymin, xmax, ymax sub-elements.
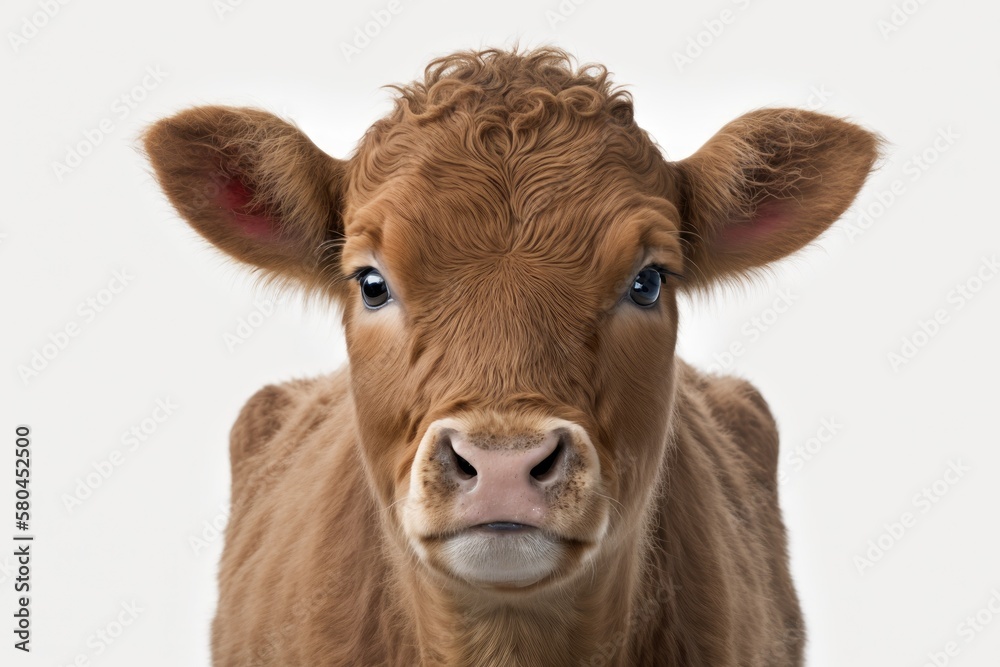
<box><xmin>629</xmin><ymin>266</ymin><xmax>662</xmax><ymax>307</ymax></box>
<box><xmin>358</xmin><ymin>269</ymin><xmax>391</xmax><ymax>309</ymax></box>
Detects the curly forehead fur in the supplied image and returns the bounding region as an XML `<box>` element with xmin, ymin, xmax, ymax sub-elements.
<box><xmin>345</xmin><ymin>48</ymin><xmax>673</xmax><ymax>248</ymax></box>
<box><xmin>393</xmin><ymin>47</ymin><xmax>633</xmax><ymax>120</ymax></box>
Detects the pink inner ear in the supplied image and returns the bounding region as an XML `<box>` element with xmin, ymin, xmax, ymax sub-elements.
<box><xmin>715</xmin><ymin>203</ymin><xmax>790</xmax><ymax>252</ymax></box>
<box><xmin>214</xmin><ymin>178</ymin><xmax>278</xmax><ymax>240</ymax></box>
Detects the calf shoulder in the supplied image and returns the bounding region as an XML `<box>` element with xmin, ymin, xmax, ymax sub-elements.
<box><xmin>227</xmin><ymin>372</ymin><xmax>350</xmax><ymax>503</ymax></box>
<box><xmin>659</xmin><ymin>362</ymin><xmax>803</xmax><ymax>665</ymax></box>
<box><xmin>684</xmin><ymin>366</ymin><xmax>780</xmax><ymax>491</ymax></box>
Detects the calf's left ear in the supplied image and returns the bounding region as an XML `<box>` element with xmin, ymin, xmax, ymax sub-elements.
<box><xmin>667</xmin><ymin>108</ymin><xmax>882</xmax><ymax>286</ymax></box>
<box><xmin>143</xmin><ymin>106</ymin><xmax>348</xmax><ymax>292</ymax></box>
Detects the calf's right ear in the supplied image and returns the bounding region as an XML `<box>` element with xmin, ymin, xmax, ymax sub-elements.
<box><xmin>143</xmin><ymin>106</ymin><xmax>348</xmax><ymax>291</ymax></box>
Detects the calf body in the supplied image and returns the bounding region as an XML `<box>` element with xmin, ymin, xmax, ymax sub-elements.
<box><xmin>214</xmin><ymin>364</ymin><xmax>799</xmax><ymax>666</ymax></box>
<box><xmin>144</xmin><ymin>48</ymin><xmax>878</xmax><ymax>666</ymax></box>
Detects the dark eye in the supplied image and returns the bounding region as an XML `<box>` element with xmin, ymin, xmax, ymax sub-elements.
<box><xmin>629</xmin><ymin>266</ymin><xmax>662</xmax><ymax>307</ymax></box>
<box><xmin>358</xmin><ymin>269</ymin><xmax>391</xmax><ymax>309</ymax></box>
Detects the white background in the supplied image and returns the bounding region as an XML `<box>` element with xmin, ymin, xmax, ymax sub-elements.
<box><xmin>2</xmin><ymin>0</ymin><xmax>999</xmax><ymax>665</ymax></box>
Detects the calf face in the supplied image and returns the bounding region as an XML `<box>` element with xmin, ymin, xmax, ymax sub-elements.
<box><xmin>145</xmin><ymin>49</ymin><xmax>878</xmax><ymax>593</ymax></box>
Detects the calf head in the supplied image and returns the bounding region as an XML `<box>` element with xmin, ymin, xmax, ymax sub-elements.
<box><xmin>145</xmin><ymin>49</ymin><xmax>878</xmax><ymax>593</ymax></box>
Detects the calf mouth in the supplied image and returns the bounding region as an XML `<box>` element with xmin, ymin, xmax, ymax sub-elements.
<box><xmin>438</xmin><ymin>526</ymin><xmax>566</xmax><ymax>588</ymax></box>
<box><xmin>414</xmin><ymin>523</ymin><xmax>599</xmax><ymax>591</ymax></box>
<box><xmin>474</xmin><ymin>521</ymin><xmax>536</xmax><ymax>532</ymax></box>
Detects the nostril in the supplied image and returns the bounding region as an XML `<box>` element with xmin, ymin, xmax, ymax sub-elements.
<box><xmin>454</xmin><ymin>451</ymin><xmax>477</xmax><ymax>478</ymax></box>
<box><xmin>530</xmin><ymin>442</ymin><xmax>563</xmax><ymax>481</ymax></box>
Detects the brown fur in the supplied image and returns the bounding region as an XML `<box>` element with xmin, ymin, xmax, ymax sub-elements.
<box><xmin>143</xmin><ymin>48</ymin><xmax>880</xmax><ymax>666</ymax></box>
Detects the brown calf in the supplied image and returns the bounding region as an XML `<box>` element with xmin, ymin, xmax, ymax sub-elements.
<box><xmin>144</xmin><ymin>48</ymin><xmax>879</xmax><ymax>666</ymax></box>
